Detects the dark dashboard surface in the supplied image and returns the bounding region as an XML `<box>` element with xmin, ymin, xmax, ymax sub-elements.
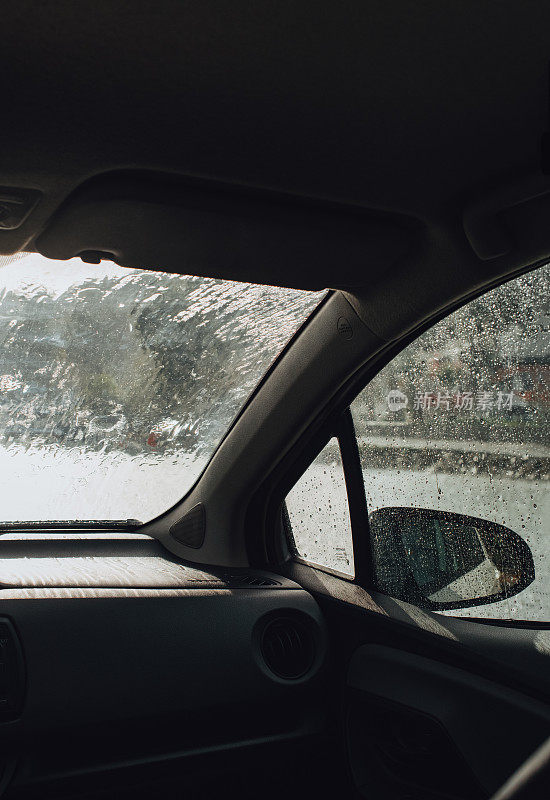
<box><xmin>0</xmin><ymin>534</ymin><xmax>328</xmax><ymax>799</ymax></box>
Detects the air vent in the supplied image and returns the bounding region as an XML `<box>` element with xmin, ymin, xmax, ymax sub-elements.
<box><xmin>260</xmin><ymin>617</ymin><xmax>315</xmax><ymax>679</ymax></box>
<box><xmin>226</xmin><ymin>574</ymin><xmax>280</xmax><ymax>587</ymax></box>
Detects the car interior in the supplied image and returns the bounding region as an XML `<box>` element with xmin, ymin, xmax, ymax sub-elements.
<box><xmin>1</xmin><ymin>3</ymin><xmax>550</xmax><ymax>799</ymax></box>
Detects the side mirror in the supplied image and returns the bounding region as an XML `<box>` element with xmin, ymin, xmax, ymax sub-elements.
<box><xmin>368</xmin><ymin>507</ymin><xmax>535</xmax><ymax>611</ymax></box>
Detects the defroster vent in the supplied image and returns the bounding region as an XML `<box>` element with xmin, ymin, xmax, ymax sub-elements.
<box><xmin>225</xmin><ymin>574</ymin><xmax>280</xmax><ymax>587</ymax></box>
<box><xmin>260</xmin><ymin>617</ymin><xmax>315</xmax><ymax>679</ymax></box>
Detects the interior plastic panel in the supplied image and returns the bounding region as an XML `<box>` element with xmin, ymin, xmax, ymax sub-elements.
<box><xmin>35</xmin><ymin>173</ymin><xmax>413</xmax><ymax>291</ymax></box>
<box><xmin>1</xmin><ymin>590</ymin><xmax>325</xmax><ymax>730</ymax></box>
<box><xmin>0</xmin><ymin>573</ymin><xmax>327</xmax><ymax>796</ymax></box>
<box><xmin>288</xmin><ymin>563</ymin><xmax>550</xmax><ymax>701</ymax></box>
<box><xmin>347</xmin><ymin>644</ymin><xmax>550</xmax><ymax>797</ymax></box>
<box><xmin>150</xmin><ymin>291</ymin><xmax>384</xmax><ymax>568</ymax></box>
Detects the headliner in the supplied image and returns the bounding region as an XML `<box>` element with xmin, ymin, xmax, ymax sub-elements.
<box><xmin>1</xmin><ymin>1</ymin><xmax>550</xmax><ymax>331</ymax></box>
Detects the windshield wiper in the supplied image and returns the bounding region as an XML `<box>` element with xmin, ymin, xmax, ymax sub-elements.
<box><xmin>0</xmin><ymin>519</ymin><xmax>142</xmax><ymax>532</ymax></box>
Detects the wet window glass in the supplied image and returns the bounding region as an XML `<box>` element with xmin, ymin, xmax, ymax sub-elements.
<box><xmin>351</xmin><ymin>265</ymin><xmax>550</xmax><ymax>621</ymax></box>
<box><xmin>0</xmin><ymin>253</ymin><xmax>323</xmax><ymax>525</ymax></box>
<box><xmin>286</xmin><ymin>438</ymin><xmax>354</xmax><ymax>577</ymax></box>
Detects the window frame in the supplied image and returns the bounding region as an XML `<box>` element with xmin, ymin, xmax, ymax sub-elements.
<box><xmin>282</xmin><ymin>412</ymin><xmax>374</xmax><ymax>583</ymax></box>
<box><xmin>265</xmin><ymin>260</ymin><xmax>549</xmax><ymax>617</ymax></box>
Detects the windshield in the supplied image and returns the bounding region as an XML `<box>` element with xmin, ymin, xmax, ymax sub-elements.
<box><xmin>0</xmin><ymin>253</ymin><xmax>323</xmax><ymax>525</ymax></box>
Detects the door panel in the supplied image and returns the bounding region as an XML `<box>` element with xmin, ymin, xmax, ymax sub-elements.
<box><xmin>285</xmin><ymin>563</ymin><xmax>550</xmax><ymax>800</ymax></box>
<box><xmin>348</xmin><ymin>645</ymin><xmax>550</xmax><ymax>799</ymax></box>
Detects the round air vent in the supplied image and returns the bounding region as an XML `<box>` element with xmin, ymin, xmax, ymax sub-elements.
<box><xmin>260</xmin><ymin>617</ymin><xmax>315</xmax><ymax>680</ymax></box>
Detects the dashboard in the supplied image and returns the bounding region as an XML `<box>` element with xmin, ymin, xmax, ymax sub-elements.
<box><xmin>0</xmin><ymin>534</ymin><xmax>328</xmax><ymax>798</ymax></box>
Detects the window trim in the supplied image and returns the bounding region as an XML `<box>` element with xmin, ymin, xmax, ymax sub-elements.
<box><xmin>334</xmin><ymin>410</ymin><xmax>374</xmax><ymax>587</ymax></box>
<box><xmin>256</xmin><ymin>261</ymin><xmax>549</xmax><ymax>593</ymax></box>
<box><xmin>346</xmin><ymin>266</ymin><xmax>548</xmax><ymax>622</ymax></box>
<box><xmin>283</xmin><ymin>430</ymin><xmax>356</xmax><ymax>581</ymax></box>
<box><xmin>264</xmin><ymin>410</ymin><xmax>373</xmax><ymax>584</ymax></box>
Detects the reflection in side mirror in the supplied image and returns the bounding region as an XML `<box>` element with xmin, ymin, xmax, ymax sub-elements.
<box><xmin>368</xmin><ymin>507</ymin><xmax>535</xmax><ymax>611</ymax></box>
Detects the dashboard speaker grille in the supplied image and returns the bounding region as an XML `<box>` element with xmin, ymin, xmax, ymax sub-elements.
<box><xmin>169</xmin><ymin>503</ymin><xmax>205</xmax><ymax>548</ymax></box>
<box><xmin>260</xmin><ymin>617</ymin><xmax>315</xmax><ymax>679</ymax></box>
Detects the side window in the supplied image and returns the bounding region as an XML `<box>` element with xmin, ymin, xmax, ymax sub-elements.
<box><xmin>286</xmin><ymin>437</ymin><xmax>355</xmax><ymax>577</ymax></box>
<box><xmin>351</xmin><ymin>265</ymin><xmax>549</xmax><ymax>621</ymax></box>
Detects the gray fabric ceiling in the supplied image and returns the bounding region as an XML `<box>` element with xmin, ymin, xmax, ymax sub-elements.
<box><xmin>0</xmin><ymin>1</ymin><xmax>549</xmax><ymax>311</ymax></box>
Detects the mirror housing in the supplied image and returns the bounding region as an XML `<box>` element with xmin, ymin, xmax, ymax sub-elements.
<box><xmin>368</xmin><ymin>507</ymin><xmax>535</xmax><ymax>611</ymax></box>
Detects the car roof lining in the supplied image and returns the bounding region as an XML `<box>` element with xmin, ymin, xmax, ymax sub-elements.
<box><xmin>2</xmin><ymin>2</ymin><xmax>550</xmax><ymax>329</ymax></box>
